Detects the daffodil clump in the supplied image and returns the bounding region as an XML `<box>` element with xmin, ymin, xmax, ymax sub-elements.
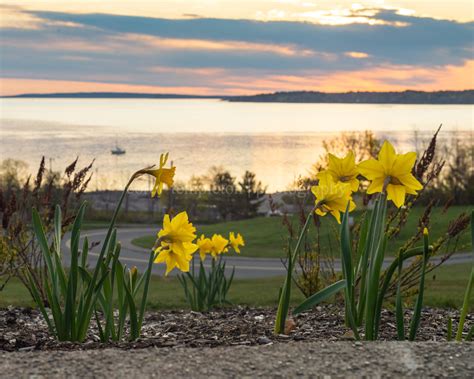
<box><xmin>137</xmin><ymin>156</ymin><xmax>246</xmax><ymax>311</ymax></box>
<box><xmin>29</xmin><ymin>151</ymin><xmax>244</xmax><ymax>342</ymax></box>
<box><xmin>309</xmin><ymin>140</ymin><xmax>423</xmax><ymax>224</ymax></box>
<box><xmin>276</xmin><ymin>140</ymin><xmax>428</xmax><ymax>340</ymax></box>
<box><xmin>179</xmin><ymin>232</ymin><xmax>245</xmax><ymax>311</ymax></box>
<box><xmin>196</xmin><ymin>232</ymin><xmax>245</xmax><ymax>261</ymax></box>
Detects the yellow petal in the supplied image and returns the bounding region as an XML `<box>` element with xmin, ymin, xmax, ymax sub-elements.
<box><xmin>164</xmin><ymin>256</ymin><xmax>177</xmax><ymax>276</ymax></box>
<box><xmin>358</xmin><ymin>159</ymin><xmax>384</xmax><ymax>180</ymax></box>
<box><xmin>386</xmin><ymin>184</ymin><xmax>406</xmax><ymax>208</ymax></box>
<box><xmin>328</xmin><ymin>153</ymin><xmax>342</xmax><ymax>173</ymax></box>
<box><xmin>348</xmin><ymin>199</ymin><xmax>356</xmax><ymax>212</ymax></box>
<box><xmin>378</xmin><ymin>141</ymin><xmax>397</xmax><ymax>171</ymax></box>
<box><xmin>367</xmin><ymin>177</ymin><xmax>385</xmax><ymax>194</ymax></box>
<box><xmin>154</xmin><ymin>249</ymin><xmax>168</xmax><ymax>264</ymax></box>
<box><xmin>341</xmin><ymin>151</ymin><xmax>356</xmax><ymax>173</ymax></box>
<box><xmin>397</xmin><ymin>173</ymin><xmax>423</xmax><ymax>192</ymax></box>
<box><xmin>349</xmin><ymin>178</ymin><xmax>359</xmax><ymax>192</ymax></box>
<box><xmin>315</xmin><ymin>208</ymin><xmax>327</xmax><ymax>217</ymax></box>
<box><xmin>391</xmin><ymin>152</ymin><xmax>417</xmax><ymax>177</ymax></box>
<box><xmin>330</xmin><ymin>210</ymin><xmax>341</xmax><ymax>223</ymax></box>
<box><xmin>316</xmin><ymin>170</ymin><xmax>333</xmax><ymax>186</ymax></box>
<box><xmin>174</xmin><ymin>252</ymin><xmax>191</xmax><ymax>273</ymax></box>
<box><xmin>160</xmin><ymin>167</ymin><xmax>176</xmax><ymax>187</ymax></box>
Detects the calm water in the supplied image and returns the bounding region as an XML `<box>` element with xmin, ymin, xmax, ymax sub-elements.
<box><xmin>0</xmin><ymin>99</ymin><xmax>472</xmax><ymax>191</ymax></box>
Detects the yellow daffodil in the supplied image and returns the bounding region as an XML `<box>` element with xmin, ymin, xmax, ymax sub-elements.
<box><xmin>311</xmin><ymin>173</ymin><xmax>355</xmax><ymax>223</ymax></box>
<box><xmin>358</xmin><ymin>141</ymin><xmax>423</xmax><ymax>208</ymax></box>
<box><xmin>318</xmin><ymin>151</ymin><xmax>360</xmax><ymax>192</ymax></box>
<box><xmin>196</xmin><ymin>234</ymin><xmax>213</xmax><ymax>261</ymax></box>
<box><xmin>229</xmin><ymin>232</ymin><xmax>245</xmax><ymax>253</ymax></box>
<box><xmin>154</xmin><ymin>211</ymin><xmax>198</xmax><ymax>275</ymax></box>
<box><xmin>210</xmin><ymin>234</ymin><xmax>229</xmax><ymax>258</ymax></box>
<box><xmin>143</xmin><ymin>153</ymin><xmax>176</xmax><ymax>197</ymax></box>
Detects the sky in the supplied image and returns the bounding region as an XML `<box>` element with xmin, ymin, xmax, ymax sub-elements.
<box><xmin>1</xmin><ymin>1</ymin><xmax>473</xmax><ymax>95</ymax></box>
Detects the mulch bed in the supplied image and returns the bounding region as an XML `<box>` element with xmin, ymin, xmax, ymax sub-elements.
<box><xmin>1</xmin><ymin>306</ymin><xmax>471</xmax><ymax>351</ymax></box>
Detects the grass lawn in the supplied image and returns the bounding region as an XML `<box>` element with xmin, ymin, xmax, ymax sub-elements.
<box><xmin>132</xmin><ymin>205</ymin><xmax>472</xmax><ymax>258</ymax></box>
<box><xmin>1</xmin><ymin>263</ymin><xmax>471</xmax><ymax>311</ymax></box>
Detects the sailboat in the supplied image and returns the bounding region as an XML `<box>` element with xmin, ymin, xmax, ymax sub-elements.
<box><xmin>111</xmin><ymin>139</ymin><xmax>126</xmax><ymax>155</ymax></box>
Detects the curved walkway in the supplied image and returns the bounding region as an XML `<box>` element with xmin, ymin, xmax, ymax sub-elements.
<box><xmin>63</xmin><ymin>227</ymin><xmax>472</xmax><ymax>279</ymax></box>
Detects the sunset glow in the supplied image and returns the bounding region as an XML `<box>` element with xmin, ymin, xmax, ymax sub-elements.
<box><xmin>1</xmin><ymin>1</ymin><xmax>473</xmax><ymax>95</ymax></box>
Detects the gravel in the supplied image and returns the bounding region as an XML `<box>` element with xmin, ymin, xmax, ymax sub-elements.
<box><xmin>1</xmin><ymin>341</ymin><xmax>473</xmax><ymax>378</ymax></box>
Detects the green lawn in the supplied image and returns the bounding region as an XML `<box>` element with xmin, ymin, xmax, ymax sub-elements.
<box><xmin>1</xmin><ymin>264</ymin><xmax>471</xmax><ymax>310</ymax></box>
<box><xmin>132</xmin><ymin>206</ymin><xmax>472</xmax><ymax>258</ymax></box>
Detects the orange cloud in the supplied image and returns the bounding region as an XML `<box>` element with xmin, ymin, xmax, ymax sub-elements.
<box><xmin>116</xmin><ymin>34</ymin><xmax>316</xmax><ymax>57</ymax></box>
<box><xmin>220</xmin><ymin>60</ymin><xmax>474</xmax><ymax>93</ymax></box>
<box><xmin>345</xmin><ymin>51</ymin><xmax>370</xmax><ymax>59</ymax></box>
<box><xmin>2</xmin><ymin>60</ymin><xmax>473</xmax><ymax>96</ymax></box>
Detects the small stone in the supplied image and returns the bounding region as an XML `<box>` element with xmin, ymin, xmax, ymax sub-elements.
<box><xmin>257</xmin><ymin>336</ymin><xmax>272</xmax><ymax>345</ymax></box>
<box><xmin>285</xmin><ymin>318</ymin><xmax>297</xmax><ymax>334</ymax></box>
<box><xmin>341</xmin><ymin>330</ymin><xmax>355</xmax><ymax>340</ymax></box>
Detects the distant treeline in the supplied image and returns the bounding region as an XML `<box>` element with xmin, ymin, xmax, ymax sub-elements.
<box><xmin>227</xmin><ymin>90</ymin><xmax>474</xmax><ymax>104</ymax></box>
<box><xmin>4</xmin><ymin>92</ymin><xmax>221</xmax><ymax>99</ymax></box>
<box><xmin>4</xmin><ymin>90</ymin><xmax>474</xmax><ymax>104</ymax></box>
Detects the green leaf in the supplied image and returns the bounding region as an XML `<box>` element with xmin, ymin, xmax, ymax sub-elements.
<box><xmin>53</xmin><ymin>205</ymin><xmax>62</xmax><ymax>256</ymax></box>
<box><xmin>293</xmin><ymin>280</ymin><xmax>346</xmax><ymax>315</ymax></box>
<box><xmin>81</xmin><ymin>236</ymin><xmax>89</xmax><ymax>269</ymax></box>
<box><xmin>26</xmin><ymin>270</ymin><xmax>54</xmax><ymax>335</ymax></box>
<box><xmin>340</xmin><ymin>206</ymin><xmax>359</xmax><ymax>339</ymax></box>
<box><xmin>32</xmin><ymin>208</ymin><xmax>55</xmax><ymax>284</ymax></box>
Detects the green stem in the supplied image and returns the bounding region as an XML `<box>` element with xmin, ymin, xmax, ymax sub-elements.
<box><xmin>365</xmin><ymin>193</ymin><xmax>387</xmax><ymax>340</ymax></box>
<box><xmin>274</xmin><ymin>207</ymin><xmax>316</xmax><ymax>334</ymax></box>
<box><xmin>373</xmin><ymin>246</ymin><xmax>425</xmax><ymax>334</ymax></box>
<box><xmin>138</xmin><ymin>249</ymin><xmax>157</xmax><ymax>332</ymax></box>
<box><xmin>456</xmin><ymin>211</ymin><xmax>474</xmax><ymax>341</ymax></box>
<box><xmin>395</xmin><ymin>251</ymin><xmax>405</xmax><ymax>340</ymax></box>
<box><xmin>409</xmin><ymin>230</ymin><xmax>430</xmax><ymax>341</ymax></box>
<box><xmin>456</xmin><ymin>267</ymin><xmax>473</xmax><ymax>341</ymax></box>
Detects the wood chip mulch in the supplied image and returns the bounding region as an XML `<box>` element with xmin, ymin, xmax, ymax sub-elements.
<box><xmin>1</xmin><ymin>306</ymin><xmax>471</xmax><ymax>352</ymax></box>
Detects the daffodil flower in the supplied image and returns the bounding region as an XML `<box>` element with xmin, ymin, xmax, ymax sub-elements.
<box><xmin>154</xmin><ymin>211</ymin><xmax>198</xmax><ymax>275</ymax></box>
<box><xmin>358</xmin><ymin>141</ymin><xmax>423</xmax><ymax>208</ymax></box>
<box><xmin>318</xmin><ymin>151</ymin><xmax>360</xmax><ymax>192</ymax></box>
<box><xmin>209</xmin><ymin>234</ymin><xmax>229</xmax><ymax>258</ymax></box>
<box><xmin>143</xmin><ymin>153</ymin><xmax>176</xmax><ymax>197</ymax></box>
<box><xmin>196</xmin><ymin>234</ymin><xmax>213</xmax><ymax>261</ymax></box>
<box><xmin>229</xmin><ymin>232</ymin><xmax>245</xmax><ymax>253</ymax></box>
<box><xmin>311</xmin><ymin>173</ymin><xmax>355</xmax><ymax>223</ymax></box>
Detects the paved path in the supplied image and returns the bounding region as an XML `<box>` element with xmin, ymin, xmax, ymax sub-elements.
<box><xmin>63</xmin><ymin>227</ymin><xmax>472</xmax><ymax>279</ymax></box>
<box><xmin>1</xmin><ymin>342</ymin><xmax>473</xmax><ymax>377</ymax></box>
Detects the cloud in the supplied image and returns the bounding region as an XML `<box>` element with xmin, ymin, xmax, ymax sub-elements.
<box><xmin>0</xmin><ymin>6</ymin><xmax>473</xmax><ymax>94</ymax></box>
